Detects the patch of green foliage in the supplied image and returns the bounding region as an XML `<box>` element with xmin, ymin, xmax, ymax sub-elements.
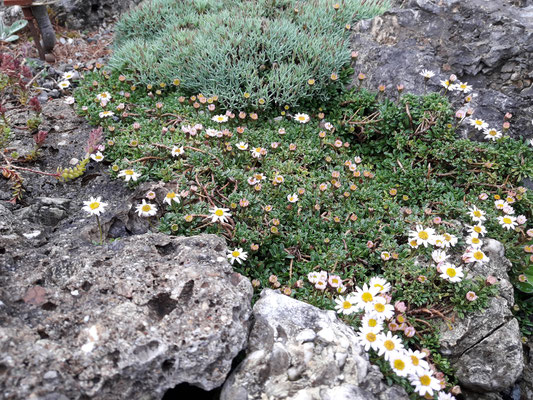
<box><xmin>109</xmin><ymin>0</ymin><xmax>389</xmax><ymax>110</ymax></box>
<box><xmin>74</xmin><ymin>67</ymin><xmax>533</xmax><ymax>391</ymax></box>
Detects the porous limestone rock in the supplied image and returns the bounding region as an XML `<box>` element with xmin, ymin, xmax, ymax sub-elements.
<box><xmin>221</xmin><ymin>289</ymin><xmax>409</xmax><ymax>400</ymax></box>
<box><xmin>0</xmin><ymin>233</ymin><xmax>253</xmax><ymax>399</ymax></box>
<box><xmin>351</xmin><ymin>0</ymin><xmax>533</xmax><ymax>142</ymax></box>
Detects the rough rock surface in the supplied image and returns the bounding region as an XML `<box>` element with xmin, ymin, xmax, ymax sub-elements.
<box><xmin>221</xmin><ymin>289</ymin><xmax>409</xmax><ymax>400</ymax></box>
<box><xmin>351</xmin><ymin>0</ymin><xmax>533</xmax><ymax>142</ymax></box>
<box><xmin>51</xmin><ymin>0</ymin><xmax>143</xmax><ymax>30</ymax></box>
<box><xmin>0</xmin><ymin>232</ymin><xmax>253</xmax><ymax>399</ymax></box>
<box><xmin>439</xmin><ymin>239</ymin><xmax>523</xmax><ymax>396</ymax></box>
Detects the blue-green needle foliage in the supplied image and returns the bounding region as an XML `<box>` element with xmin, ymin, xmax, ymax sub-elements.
<box><xmin>110</xmin><ymin>0</ymin><xmax>389</xmax><ymax>110</ymax></box>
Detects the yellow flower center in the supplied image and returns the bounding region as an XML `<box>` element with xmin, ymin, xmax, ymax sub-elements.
<box><xmin>420</xmin><ymin>375</ymin><xmax>431</xmax><ymax>386</ymax></box>
<box><xmin>215</xmin><ymin>209</ymin><xmax>224</xmax><ymax>217</ymax></box>
<box><xmin>472</xmin><ymin>237</ymin><xmax>480</xmax><ymax>244</ymax></box>
<box><xmin>366</xmin><ymin>332</ymin><xmax>376</xmax><ymax>342</ymax></box>
<box><xmin>446</xmin><ymin>268</ymin><xmax>456</xmax><ymax>278</ymax></box>
<box><xmin>89</xmin><ymin>202</ymin><xmax>100</xmax><ymax>210</ymax></box>
<box><xmin>361</xmin><ymin>292</ymin><xmax>373</xmax><ymax>303</ymax></box>
<box><xmin>368</xmin><ymin>319</ymin><xmax>377</xmax><ymax>327</ymax></box>
<box><xmin>342</xmin><ymin>301</ymin><xmax>351</xmax><ymax>309</ymax></box>
<box><xmin>125</xmin><ymin>170</ymin><xmax>133</xmax><ymax>175</ymax></box>
<box><xmin>474</xmin><ymin>226</ymin><xmax>482</xmax><ymax>233</ymax></box>
<box><xmin>411</xmin><ymin>355</ymin><xmax>419</xmax><ymax>366</ymax></box>
<box><xmin>384</xmin><ymin>340</ymin><xmax>395</xmax><ymax>351</ymax></box>
<box><xmin>444</xmin><ymin>234</ymin><xmax>451</xmax><ymax>241</ymax></box>
<box><xmin>489</xmin><ymin>130</ymin><xmax>497</xmax><ymax>136</ymax></box>
<box><xmin>475</xmin><ymin>120</ymin><xmax>482</xmax><ymax>125</ymax></box>
<box><xmin>375</xmin><ymin>303</ymin><xmax>385</xmax><ymax>312</ymax></box>
<box><xmin>418</xmin><ymin>231</ymin><xmax>429</xmax><ymax>240</ymax></box>
<box><xmin>393</xmin><ymin>359</ymin><xmax>405</xmax><ymax>370</ymax></box>
<box><xmin>474</xmin><ymin>251</ymin><xmax>484</xmax><ymax>260</ymax></box>
<box><xmin>410</xmin><ymin>240</ymin><xmax>418</xmax><ymax>247</ymax></box>
<box><xmin>232</xmin><ymin>250</ymin><xmax>240</xmax><ymax>257</ymax></box>
<box><xmin>167</xmin><ymin>192</ymin><xmax>176</xmax><ymax>198</ymax></box>
<box><xmin>474</xmin><ymin>210</ymin><xmax>482</xmax><ymax>217</ymax></box>
<box><xmin>503</xmin><ymin>217</ymin><xmax>512</xmax><ymax>224</ymax></box>
<box><xmin>142</xmin><ymin>205</ymin><xmax>151</xmax><ymax>212</ymax></box>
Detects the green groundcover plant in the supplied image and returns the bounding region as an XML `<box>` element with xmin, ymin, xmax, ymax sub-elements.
<box><xmin>70</xmin><ymin>62</ymin><xmax>533</xmax><ymax>397</ymax></box>
<box><xmin>62</xmin><ymin>0</ymin><xmax>533</xmax><ymax>397</ymax></box>
<box><xmin>109</xmin><ymin>0</ymin><xmax>390</xmax><ymax>110</ymax></box>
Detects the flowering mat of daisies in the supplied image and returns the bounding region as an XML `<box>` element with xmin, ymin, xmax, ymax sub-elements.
<box><xmin>67</xmin><ymin>65</ymin><xmax>533</xmax><ymax>398</ymax></box>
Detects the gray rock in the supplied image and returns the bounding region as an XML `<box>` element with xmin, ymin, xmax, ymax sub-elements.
<box><xmin>351</xmin><ymin>0</ymin><xmax>533</xmax><ymax>141</ymax></box>
<box><xmin>51</xmin><ymin>0</ymin><xmax>143</xmax><ymax>30</ymax></box>
<box><xmin>519</xmin><ymin>340</ymin><xmax>533</xmax><ymax>400</ymax></box>
<box><xmin>221</xmin><ymin>289</ymin><xmax>408</xmax><ymax>400</ymax></box>
<box><xmin>455</xmin><ymin>319</ymin><xmax>523</xmax><ymax>392</ymax></box>
<box><xmin>439</xmin><ymin>238</ymin><xmax>524</xmax><ymax>396</ymax></box>
<box><xmin>0</xmin><ymin>233</ymin><xmax>253</xmax><ymax>399</ymax></box>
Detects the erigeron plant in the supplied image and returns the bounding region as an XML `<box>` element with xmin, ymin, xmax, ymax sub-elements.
<box><xmin>74</xmin><ymin>61</ymin><xmax>533</xmax><ymax>395</ymax></box>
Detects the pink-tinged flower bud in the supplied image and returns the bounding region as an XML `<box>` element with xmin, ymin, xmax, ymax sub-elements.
<box><xmin>449</xmin><ymin>74</ymin><xmax>457</xmax><ymax>82</ymax></box>
<box><xmin>395</xmin><ymin>301</ymin><xmax>407</xmax><ymax>313</ymax></box>
<box><xmin>433</xmin><ymin>217</ymin><xmax>442</xmax><ymax>224</ymax></box>
<box><xmin>504</xmin><ymin>112</ymin><xmax>512</xmax><ymax>120</ymax></box>
<box><xmin>455</xmin><ymin>110</ymin><xmax>466</xmax><ymax>119</ymax></box>
<box><xmin>404</xmin><ymin>326</ymin><xmax>416</xmax><ymax>337</ymax></box>
<box><xmin>503</xmin><ymin>121</ymin><xmax>511</xmax><ymax>131</ymax></box>
<box><xmin>351</xmin><ymin>51</ymin><xmax>359</xmax><ymax>59</ymax></box>
<box><xmin>466</xmin><ymin>291</ymin><xmax>478</xmax><ymax>301</ymax></box>
<box><xmin>366</xmin><ymin>240</ymin><xmax>374</xmax><ymax>249</ymax></box>
<box><xmin>486</xmin><ymin>275</ymin><xmax>497</xmax><ymax>285</ymax></box>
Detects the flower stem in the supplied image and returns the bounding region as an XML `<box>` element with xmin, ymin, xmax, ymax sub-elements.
<box><xmin>96</xmin><ymin>215</ymin><xmax>103</xmax><ymax>245</ymax></box>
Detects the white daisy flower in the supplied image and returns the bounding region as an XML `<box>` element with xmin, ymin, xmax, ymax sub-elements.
<box><xmin>361</xmin><ymin>313</ymin><xmax>384</xmax><ymax>333</ymax></box>
<box><xmin>468</xmin><ymin>205</ymin><xmax>486</xmax><ymax>222</ymax></box>
<box><xmin>136</xmin><ymin>200</ymin><xmax>157</xmax><ymax>217</ymax></box>
<box><xmin>517</xmin><ymin>215</ymin><xmax>527</xmax><ymax>225</ymax></box>
<box><xmin>410</xmin><ymin>369</ymin><xmax>441</xmax><ymax>397</ymax></box>
<box><xmin>484</xmin><ymin>128</ymin><xmax>502</xmax><ymax>141</ymax></box>
<box><xmin>209</xmin><ymin>206</ymin><xmax>232</xmax><ymax>223</ymax></box>
<box><xmin>454</xmin><ymin>81</ymin><xmax>472</xmax><ymax>93</ymax></box>
<box><xmin>352</xmin><ymin>283</ymin><xmax>380</xmax><ymax>312</ymax></box>
<box><xmin>62</xmin><ymin>71</ymin><xmax>75</xmax><ymax>80</ymax></box>
<box><xmin>367</xmin><ymin>296</ymin><xmax>395</xmax><ymax>320</ymax></box>
<box><xmin>433</xmin><ymin>235</ymin><xmax>446</xmax><ymax>248</ymax></box>
<box><xmin>408</xmin><ymin>225</ymin><xmax>436</xmax><ymax>247</ymax></box>
<box><xmin>99</xmin><ymin>110</ymin><xmax>114</xmax><ymax>118</ymax></box>
<box><xmin>64</xmin><ymin>96</ymin><xmax>75</xmax><ymax>105</ymax></box>
<box><xmin>465</xmin><ymin>234</ymin><xmax>483</xmax><ymax>248</ymax></box>
<box><xmin>236</xmin><ymin>142</ymin><xmax>248</xmax><ymax>150</ymax></box>
<box><xmin>494</xmin><ymin>199</ymin><xmax>508</xmax><ymax>210</ymax></box>
<box><xmin>420</xmin><ymin>69</ymin><xmax>435</xmax><ymax>79</ymax></box>
<box><xmin>287</xmin><ymin>193</ymin><xmax>299</xmax><ymax>203</ymax></box>
<box><xmin>251</xmin><ymin>147</ymin><xmax>266</xmax><ymax>158</ymax></box>
<box><xmin>388</xmin><ymin>351</ymin><xmax>415</xmax><ymax>377</ymax></box>
<box><xmin>405</xmin><ymin>349</ymin><xmax>430</xmax><ymax>374</ymax></box>
<box><xmin>82</xmin><ymin>196</ymin><xmax>108</xmax><ymax>216</ymax></box>
<box><xmin>468</xmin><ymin>118</ymin><xmax>489</xmax><ymax>131</ymax></box>
<box><xmin>463</xmin><ymin>248</ymin><xmax>490</xmax><ymax>264</ymax></box>
<box><xmin>368</xmin><ymin>276</ymin><xmax>391</xmax><ymax>293</ymax></box>
<box><xmin>431</xmin><ymin>249</ymin><xmax>449</xmax><ymax>264</ymax></box>
<box><xmin>356</xmin><ymin>327</ymin><xmax>380</xmax><ymax>351</ymax></box>
<box><xmin>503</xmin><ymin>204</ymin><xmax>515</xmax><ymax>215</ymax></box>
<box><xmin>164</xmin><ymin>191</ymin><xmax>180</xmax><ymax>206</ymax></box>
<box><xmin>212</xmin><ymin>114</ymin><xmax>228</xmax><ymax>123</ymax></box>
<box><xmin>376</xmin><ymin>331</ymin><xmax>404</xmax><ymax>361</ymax></box>
<box><xmin>439</xmin><ymin>263</ymin><xmax>464</xmax><ymax>283</ymax></box>
<box><xmin>96</xmin><ymin>92</ymin><xmax>111</xmax><ymax>102</ymax></box>
<box><xmin>466</xmin><ymin>224</ymin><xmax>487</xmax><ymax>236</ymax></box>
<box><xmin>498</xmin><ymin>215</ymin><xmax>518</xmax><ymax>230</ymax></box>
<box><xmin>90</xmin><ymin>151</ymin><xmax>104</xmax><ymax>162</ymax></box>
<box><xmin>294</xmin><ymin>113</ymin><xmax>310</xmax><ymax>124</ymax></box>
<box><xmin>227</xmin><ymin>248</ymin><xmax>248</xmax><ymax>264</ymax></box>
<box><xmin>442</xmin><ymin>232</ymin><xmax>458</xmax><ymax>247</ymax></box>
<box><xmin>171</xmin><ymin>146</ymin><xmax>185</xmax><ymax>157</ymax></box>
<box><xmin>334</xmin><ymin>295</ymin><xmax>358</xmax><ymax>315</ymax></box>
<box><xmin>307</xmin><ymin>271</ymin><xmax>319</xmax><ymax>283</ymax></box>
<box><xmin>440</xmin><ymin>79</ymin><xmax>452</xmax><ymax>89</ymax></box>
<box><xmin>58</xmin><ymin>80</ymin><xmax>70</xmax><ymax>89</ymax></box>
<box><xmin>117</xmin><ymin>169</ymin><xmax>140</xmax><ymax>182</ymax></box>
